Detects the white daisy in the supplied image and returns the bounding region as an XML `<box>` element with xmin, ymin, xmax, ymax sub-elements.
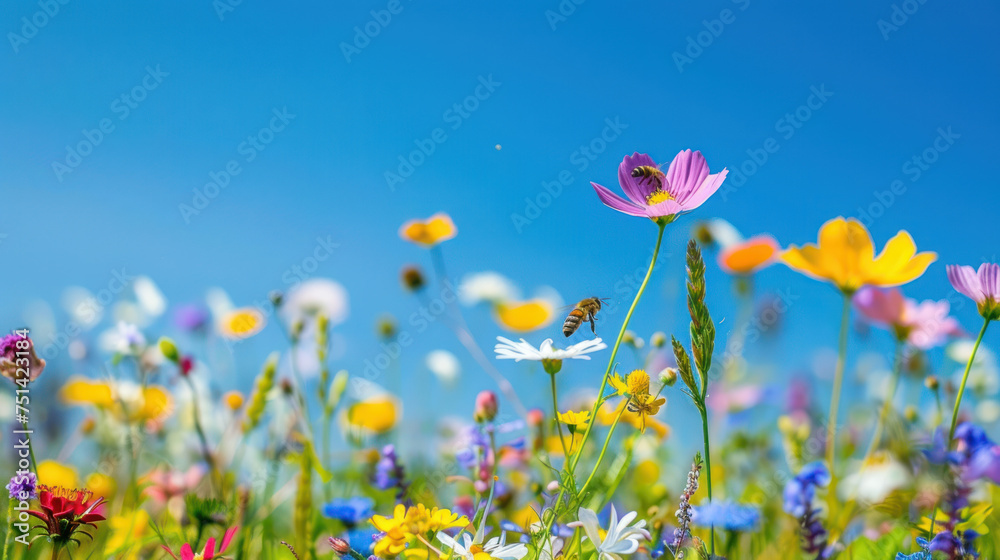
<box><xmin>459</xmin><ymin>271</ymin><xmax>520</xmax><ymax>305</ymax></box>
<box><xmin>437</xmin><ymin>531</ymin><xmax>528</xmax><ymax>560</ymax></box>
<box><xmin>426</xmin><ymin>349</ymin><xmax>461</xmax><ymax>384</ymax></box>
<box><xmin>567</xmin><ymin>506</ymin><xmax>650</xmax><ymax>560</ymax></box>
<box><xmin>494</xmin><ymin>337</ymin><xmax>607</xmax><ymax>362</ymax></box>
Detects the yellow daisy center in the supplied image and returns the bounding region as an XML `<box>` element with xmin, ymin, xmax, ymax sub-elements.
<box><xmin>626</xmin><ymin>369</ymin><xmax>650</xmax><ymax>396</ymax></box>
<box><xmin>645</xmin><ymin>190</ymin><xmax>674</xmax><ymax>205</ymax></box>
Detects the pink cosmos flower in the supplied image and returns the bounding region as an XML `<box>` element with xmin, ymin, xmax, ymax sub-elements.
<box><xmin>142</xmin><ymin>465</ymin><xmax>206</xmax><ymax>506</ymax></box>
<box><xmin>853</xmin><ymin>287</ymin><xmax>960</xmax><ymax>349</ymax></box>
<box><xmin>162</xmin><ymin>526</ymin><xmax>238</xmax><ymax>560</ymax></box>
<box><xmin>947</xmin><ymin>263</ymin><xmax>1000</xmax><ymax>320</ymax></box>
<box><xmin>591</xmin><ymin>151</ymin><xmax>728</xmax><ymax>224</ymax></box>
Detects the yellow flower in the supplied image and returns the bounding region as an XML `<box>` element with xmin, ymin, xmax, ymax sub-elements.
<box><xmin>372</xmin><ymin>504</ymin><xmax>410</xmax><ymax>558</ymax></box>
<box><xmin>557</xmin><ymin>410</ymin><xmax>591</xmax><ymax>434</ymax></box>
<box><xmin>37</xmin><ymin>460</ymin><xmax>79</xmax><ymax>489</ymax></box>
<box><xmin>61</xmin><ymin>377</ymin><xmax>174</xmax><ymax>423</ymax></box>
<box><xmin>399</xmin><ymin>213</ymin><xmax>457</xmax><ymax>247</ymax></box>
<box><xmin>718</xmin><ymin>234</ymin><xmax>780</xmax><ymax>275</ymax></box>
<box><xmin>781</xmin><ymin>217</ymin><xmax>936</xmax><ymax>293</ymax></box>
<box><xmin>223</xmin><ymin>390</ymin><xmax>244</xmax><ymax>410</ymax></box>
<box><xmin>598</xmin><ymin>401</ymin><xmax>670</xmax><ymax>441</ymax></box>
<box><xmin>493</xmin><ymin>299</ymin><xmax>555</xmax><ymax>332</ymax></box>
<box><xmin>105</xmin><ymin>509</ymin><xmax>151</xmax><ymax>559</ymax></box>
<box><xmin>345</xmin><ymin>396</ymin><xmax>400</xmax><ymax>435</ymax></box>
<box><xmin>610</xmin><ymin>369</ymin><xmax>651</xmax><ymax>397</ymax></box>
<box><xmin>86</xmin><ymin>472</ymin><xmax>116</xmax><ymax>500</ymax></box>
<box><xmin>627</xmin><ymin>393</ymin><xmax>666</xmax><ymax>433</ymax></box>
<box><xmin>218</xmin><ymin>307</ymin><xmax>266</xmax><ymax>339</ymax></box>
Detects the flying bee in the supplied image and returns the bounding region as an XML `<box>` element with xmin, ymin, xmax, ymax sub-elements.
<box><xmin>630</xmin><ymin>165</ymin><xmax>666</xmax><ymax>189</ymax></box>
<box><xmin>563</xmin><ymin>296</ymin><xmax>608</xmax><ymax>337</ymax></box>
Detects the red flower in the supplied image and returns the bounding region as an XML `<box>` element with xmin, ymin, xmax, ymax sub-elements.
<box><xmin>162</xmin><ymin>526</ymin><xmax>239</xmax><ymax>560</ymax></box>
<box><xmin>26</xmin><ymin>486</ymin><xmax>105</xmax><ymax>545</ymax></box>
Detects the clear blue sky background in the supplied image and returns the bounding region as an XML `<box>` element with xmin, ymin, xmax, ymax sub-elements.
<box><xmin>3</xmin><ymin>1</ymin><xmax>999</xmax><ymax>442</ymax></box>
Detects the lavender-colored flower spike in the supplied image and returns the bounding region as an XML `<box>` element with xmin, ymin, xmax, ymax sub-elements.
<box><xmin>373</xmin><ymin>445</ymin><xmax>409</xmax><ymax>504</ymax></box>
<box><xmin>671</xmin><ymin>454</ymin><xmax>702</xmax><ymax>558</ymax></box>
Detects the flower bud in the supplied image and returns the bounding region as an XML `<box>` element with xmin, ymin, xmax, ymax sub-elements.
<box><xmin>179</xmin><ymin>355</ymin><xmax>194</xmax><ymax>376</ymax></box>
<box><xmin>328</xmin><ymin>537</ymin><xmax>351</xmax><ymax>555</ymax></box>
<box><xmin>657</xmin><ymin>367</ymin><xmax>677</xmax><ymax>387</ymax></box>
<box><xmin>401</xmin><ymin>265</ymin><xmax>426</xmax><ymax>292</ymax></box>
<box><xmin>924</xmin><ymin>375</ymin><xmax>939</xmax><ymax>391</ymax></box>
<box><xmin>650</xmin><ymin>332</ymin><xmax>667</xmax><ymax>348</ymax></box>
<box><xmin>158</xmin><ymin>337</ymin><xmax>179</xmax><ymax>363</ymax></box>
<box><xmin>474</xmin><ymin>390</ymin><xmax>498</xmax><ymax>422</ymax></box>
<box><xmin>904</xmin><ymin>405</ymin><xmax>919</xmax><ymax>423</ymax></box>
<box><xmin>327</xmin><ymin>369</ymin><xmax>349</xmax><ymax>412</ymax></box>
<box><xmin>268</xmin><ymin>290</ymin><xmax>284</xmax><ymax>308</ymax></box>
<box><xmin>527</xmin><ymin>408</ymin><xmax>544</xmax><ymax>427</ymax></box>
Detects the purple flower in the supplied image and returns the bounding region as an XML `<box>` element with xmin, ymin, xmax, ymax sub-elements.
<box><xmin>783</xmin><ymin>462</ymin><xmax>830</xmax><ymax>556</ymax></box>
<box><xmin>947</xmin><ymin>263</ymin><xmax>1000</xmax><ymax>320</ymax></box>
<box><xmin>591</xmin><ymin>151</ymin><xmax>728</xmax><ymax>225</ymax></box>
<box><xmin>0</xmin><ymin>333</ymin><xmax>45</xmax><ymax>382</ymax></box>
<box><xmin>455</xmin><ymin>425</ymin><xmax>490</xmax><ymax>469</ymax></box>
<box><xmin>173</xmin><ymin>304</ymin><xmax>209</xmax><ymax>331</ymax></box>
<box><xmin>954</xmin><ymin>422</ymin><xmax>1000</xmax><ymax>484</ymax></box>
<box><xmin>7</xmin><ymin>472</ymin><xmax>38</xmax><ymax>500</ymax></box>
<box><xmin>373</xmin><ymin>445</ymin><xmax>408</xmax><ymax>503</ymax></box>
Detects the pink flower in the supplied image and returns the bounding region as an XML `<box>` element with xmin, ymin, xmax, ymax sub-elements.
<box><xmin>163</xmin><ymin>526</ymin><xmax>238</xmax><ymax>560</ymax></box>
<box><xmin>947</xmin><ymin>263</ymin><xmax>1000</xmax><ymax>320</ymax></box>
<box><xmin>591</xmin><ymin>151</ymin><xmax>728</xmax><ymax>224</ymax></box>
<box><xmin>142</xmin><ymin>465</ymin><xmax>206</xmax><ymax>506</ymax></box>
<box><xmin>853</xmin><ymin>287</ymin><xmax>960</xmax><ymax>349</ymax></box>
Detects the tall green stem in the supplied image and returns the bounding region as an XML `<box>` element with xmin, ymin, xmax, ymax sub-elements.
<box><xmin>863</xmin><ymin>339</ymin><xmax>904</xmax><ymax>461</ymax></box>
<box><xmin>577</xmin><ymin>404</ymin><xmax>625</xmax><ymax>496</ymax></box>
<box><xmin>825</xmin><ymin>294</ymin><xmax>851</xmax><ymax>481</ymax></box>
<box><xmin>549</xmin><ymin>373</ymin><xmax>569</xmax><ymax>458</ymax></box>
<box><xmin>948</xmin><ymin>318</ymin><xmax>991</xmax><ymax>442</ymax></box>
<box><xmin>700</xmin><ymin>403</ymin><xmax>714</xmax><ymax>555</ymax></box>
<box><xmin>535</xmin><ymin>222</ymin><xmax>666</xmax><ymax>554</ymax></box>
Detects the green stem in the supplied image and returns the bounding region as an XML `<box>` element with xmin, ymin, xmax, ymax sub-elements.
<box><xmin>535</xmin><ymin>222</ymin><xmax>666</xmax><ymax>553</ymax></box>
<box><xmin>825</xmin><ymin>294</ymin><xmax>851</xmax><ymax>482</ymax></box>
<box><xmin>863</xmin><ymin>339</ymin><xmax>904</xmax><ymax>461</ymax></box>
<box><xmin>183</xmin><ymin>376</ymin><xmax>216</xmax><ymax>472</ymax></box>
<box><xmin>577</xmin><ymin>403</ymin><xmax>625</xmax><ymax>497</ymax></box>
<box><xmin>948</xmin><ymin>317</ymin><xmax>991</xmax><ymax>443</ymax></box>
<box><xmin>550</xmin><ymin>373</ymin><xmax>570</xmax><ymax>459</ymax></box>
<box><xmin>2</xmin><ymin>498</ymin><xmax>13</xmax><ymax>560</ymax></box>
<box><xmin>700</xmin><ymin>402</ymin><xmax>714</xmax><ymax>555</ymax></box>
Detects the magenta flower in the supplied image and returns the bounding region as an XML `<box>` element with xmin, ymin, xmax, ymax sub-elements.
<box><xmin>853</xmin><ymin>287</ymin><xmax>960</xmax><ymax>349</ymax></box>
<box><xmin>947</xmin><ymin>263</ymin><xmax>1000</xmax><ymax>320</ymax></box>
<box><xmin>591</xmin><ymin>151</ymin><xmax>728</xmax><ymax>224</ymax></box>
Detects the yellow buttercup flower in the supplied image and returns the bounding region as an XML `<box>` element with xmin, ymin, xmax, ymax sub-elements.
<box><xmin>781</xmin><ymin>217</ymin><xmax>936</xmax><ymax>293</ymax></box>
<box><xmin>37</xmin><ymin>460</ymin><xmax>78</xmax><ymax>489</ymax></box>
<box><xmin>105</xmin><ymin>509</ymin><xmax>151</xmax><ymax>559</ymax></box>
<box><xmin>399</xmin><ymin>212</ymin><xmax>457</xmax><ymax>247</ymax></box>
<box><xmin>493</xmin><ymin>299</ymin><xmax>555</xmax><ymax>332</ymax></box>
<box><xmin>371</xmin><ymin>504</ymin><xmax>410</xmax><ymax>558</ymax></box>
<box><xmin>223</xmin><ymin>390</ymin><xmax>244</xmax><ymax>410</ymax></box>
<box><xmin>609</xmin><ymin>369</ymin><xmax>651</xmax><ymax>397</ymax></box>
<box><xmin>218</xmin><ymin>307</ymin><xmax>266</xmax><ymax>339</ymax></box>
<box><xmin>86</xmin><ymin>472</ymin><xmax>116</xmax><ymax>500</ymax></box>
<box><xmin>371</xmin><ymin>503</ymin><xmax>469</xmax><ymax>558</ymax></box>
<box><xmin>345</xmin><ymin>396</ymin><xmax>399</xmax><ymax>435</ymax></box>
<box><xmin>557</xmin><ymin>410</ymin><xmax>591</xmax><ymax>434</ymax></box>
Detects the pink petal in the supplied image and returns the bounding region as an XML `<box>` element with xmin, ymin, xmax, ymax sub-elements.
<box><xmin>677</xmin><ymin>169</ymin><xmax>728</xmax><ymax>210</ymax></box>
<box><xmin>853</xmin><ymin>287</ymin><xmax>905</xmax><ymax>326</ymax></box>
<box><xmin>219</xmin><ymin>526</ymin><xmax>239</xmax><ymax>553</ymax></box>
<box><xmin>618</xmin><ymin>152</ymin><xmax>660</xmax><ymax>204</ymax></box>
<box><xmin>203</xmin><ymin>538</ymin><xmax>217</xmax><ymax>559</ymax></box>
<box><xmin>592</xmin><ymin>182</ymin><xmax>648</xmax><ymax>217</ymax></box>
<box><xmin>978</xmin><ymin>263</ymin><xmax>1000</xmax><ymax>301</ymax></box>
<box><xmin>644</xmin><ymin>197</ymin><xmax>684</xmax><ymax>219</ymax></box>
<box><xmin>180</xmin><ymin>544</ymin><xmax>195</xmax><ymax>560</ymax></box>
<box><xmin>947</xmin><ymin>265</ymin><xmax>985</xmax><ymax>304</ymax></box>
<box><xmin>665</xmin><ymin>149</ymin><xmax>710</xmax><ymax>200</ymax></box>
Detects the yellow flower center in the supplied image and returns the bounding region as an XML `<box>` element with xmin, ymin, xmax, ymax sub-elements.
<box><xmin>626</xmin><ymin>369</ymin><xmax>650</xmax><ymax>396</ymax></box>
<box><xmin>645</xmin><ymin>190</ymin><xmax>674</xmax><ymax>205</ymax></box>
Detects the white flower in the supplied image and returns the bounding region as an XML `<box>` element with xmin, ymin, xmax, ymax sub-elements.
<box><xmin>494</xmin><ymin>337</ymin><xmax>607</xmax><ymax>362</ymax></box>
<box><xmin>437</xmin><ymin>531</ymin><xmax>527</xmax><ymax>560</ymax></box>
<box><xmin>567</xmin><ymin>506</ymin><xmax>650</xmax><ymax>560</ymax></box>
<box><xmin>100</xmin><ymin>321</ymin><xmax>146</xmax><ymax>354</ymax></box>
<box><xmin>134</xmin><ymin>276</ymin><xmax>167</xmax><ymax>317</ymax></box>
<box><xmin>459</xmin><ymin>272</ymin><xmax>520</xmax><ymax>305</ymax></box>
<box><xmin>839</xmin><ymin>452</ymin><xmax>910</xmax><ymax>503</ymax></box>
<box><xmin>280</xmin><ymin>278</ymin><xmax>349</xmax><ymax>326</ymax></box>
<box><xmin>426</xmin><ymin>350</ymin><xmax>460</xmax><ymax>384</ymax></box>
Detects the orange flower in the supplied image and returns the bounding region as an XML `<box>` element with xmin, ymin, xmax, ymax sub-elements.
<box><xmin>718</xmin><ymin>235</ymin><xmax>780</xmax><ymax>275</ymax></box>
<box><xmin>399</xmin><ymin>213</ymin><xmax>457</xmax><ymax>247</ymax></box>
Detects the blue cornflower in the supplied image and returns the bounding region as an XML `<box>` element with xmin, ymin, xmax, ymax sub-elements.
<box><xmin>895</xmin><ymin>536</ymin><xmax>930</xmax><ymax>560</ymax></box>
<box><xmin>783</xmin><ymin>461</ymin><xmax>830</xmax><ymax>557</ymax></box>
<box><xmin>691</xmin><ymin>501</ymin><xmax>761</xmax><ymax>532</ymax></box>
<box><xmin>345</xmin><ymin>527</ymin><xmax>378</xmax><ymax>555</ymax></box>
<box><xmin>323</xmin><ymin>496</ymin><xmax>375</xmax><ymax>526</ymax></box>
<box><xmin>6</xmin><ymin>472</ymin><xmax>37</xmax><ymax>500</ymax></box>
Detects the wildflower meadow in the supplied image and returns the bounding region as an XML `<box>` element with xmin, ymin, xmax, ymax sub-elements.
<box><xmin>3</xmin><ymin>2</ymin><xmax>1000</xmax><ymax>560</ymax></box>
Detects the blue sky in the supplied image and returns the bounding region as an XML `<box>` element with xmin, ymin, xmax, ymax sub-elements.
<box><xmin>3</xmin><ymin>1</ymin><xmax>999</xmax><ymax>443</ymax></box>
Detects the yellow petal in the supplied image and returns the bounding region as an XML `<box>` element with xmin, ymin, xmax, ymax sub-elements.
<box><xmin>867</xmin><ymin>230</ymin><xmax>936</xmax><ymax>287</ymax></box>
<box><xmin>218</xmin><ymin>307</ymin><xmax>266</xmax><ymax>339</ymax></box>
<box><xmin>138</xmin><ymin>386</ymin><xmax>174</xmax><ymax>422</ymax></box>
<box><xmin>38</xmin><ymin>460</ymin><xmax>79</xmax><ymax>489</ymax></box>
<box><xmin>60</xmin><ymin>377</ymin><xmax>115</xmax><ymax>408</ymax></box>
<box><xmin>399</xmin><ymin>213</ymin><xmax>457</xmax><ymax>247</ymax></box>
<box><xmin>87</xmin><ymin>472</ymin><xmax>117</xmax><ymax>500</ymax></box>
<box><xmin>493</xmin><ymin>299</ymin><xmax>554</xmax><ymax>332</ymax></box>
<box><xmin>347</xmin><ymin>397</ymin><xmax>399</xmax><ymax>434</ymax></box>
